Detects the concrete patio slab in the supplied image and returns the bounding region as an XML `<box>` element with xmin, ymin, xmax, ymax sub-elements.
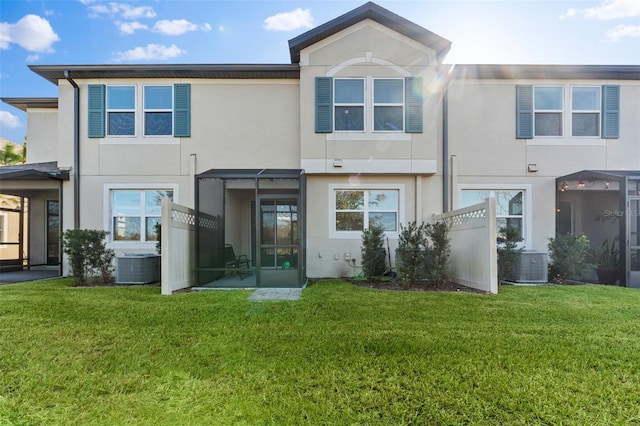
<box><xmin>248</xmin><ymin>288</ymin><xmax>302</xmax><ymax>301</ymax></box>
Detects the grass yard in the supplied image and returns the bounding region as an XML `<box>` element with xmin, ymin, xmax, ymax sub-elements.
<box><xmin>1</xmin><ymin>279</ymin><xmax>639</xmax><ymax>425</ymax></box>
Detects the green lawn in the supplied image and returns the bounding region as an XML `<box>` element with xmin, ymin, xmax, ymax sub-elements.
<box><xmin>1</xmin><ymin>279</ymin><xmax>639</xmax><ymax>425</ymax></box>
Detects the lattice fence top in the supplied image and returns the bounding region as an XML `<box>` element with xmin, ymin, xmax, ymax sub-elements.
<box><xmin>199</xmin><ymin>215</ymin><xmax>219</xmax><ymax>230</ymax></box>
<box><xmin>443</xmin><ymin>208</ymin><xmax>487</xmax><ymax>226</ymax></box>
<box><xmin>171</xmin><ymin>209</ymin><xmax>195</xmax><ymax>226</ymax></box>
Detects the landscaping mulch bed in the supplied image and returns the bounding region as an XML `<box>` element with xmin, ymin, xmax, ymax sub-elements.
<box><xmin>350</xmin><ymin>278</ymin><xmax>488</xmax><ymax>294</ymax></box>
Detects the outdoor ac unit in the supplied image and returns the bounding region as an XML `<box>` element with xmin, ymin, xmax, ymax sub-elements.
<box><xmin>514</xmin><ymin>251</ymin><xmax>548</xmax><ymax>283</ymax></box>
<box><xmin>115</xmin><ymin>254</ymin><xmax>160</xmax><ymax>284</ymax></box>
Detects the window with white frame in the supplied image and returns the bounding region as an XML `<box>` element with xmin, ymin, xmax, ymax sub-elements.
<box><xmin>571</xmin><ymin>86</ymin><xmax>600</xmax><ymax>137</ymax></box>
<box><xmin>144</xmin><ymin>86</ymin><xmax>173</xmax><ymax>136</ymax></box>
<box><xmin>461</xmin><ymin>189</ymin><xmax>525</xmax><ymax>242</ymax></box>
<box><xmin>111</xmin><ymin>189</ymin><xmax>173</xmax><ymax>242</ymax></box>
<box><xmin>107</xmin><ymin>86</ymin><xmax>136</xmax><ymax>136</ymax></box>
<box><xmin>334</xmin><ymin>189</ymin><xmax>399</xmax><ymax>232</ymax></box>
<box><xmin>534</xmin><ymin>86</ymin><xmax>563</xmax><ymax>136</ymax></box>
<box><xmin>334</xmin><ymin>78</ymin><xmax>365</xmax><ymax>131</ymax></box>
<box><xmin>373</xmin><ymin>78</ymin><xmax>404</xmax><ymax>131</ymax></box>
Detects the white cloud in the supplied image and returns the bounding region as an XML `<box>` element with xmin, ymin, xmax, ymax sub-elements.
<box><xmin>264</xmin><ymin>8</ymin><xmax>313</xmax><ymax>31</ymax></box>
<box><xmin>0</xmin><ymin>15</ymin><xmax>60</xmax><ymax>52</ymax></box>
<box><xmin>88</xmin><ymin>2</ymin><xmax>156</xmax><ymax>19</ymax></box>
<box><xmin>607</xmin><ymin>24</ymin><xmax>640</xmax><ymax>40</ymax></box>
<box><xmin>0</xmin><ymin>111</ymin><xmax>22</xmax><ymax>129</ymax></box>
<box><xmin>118</xmin><ymin>21</ymin><xmax>148</xmax><ymax>35</ymax></box>
<box><xmin>152</xmin><ymin>19</ymin><xmax>199</xmax><ymax>35</ymax></box>
<box><xmin>112</xmin><ymin>43</ymin><xmax>186</xmax><ymax>62</ymax></box>
<box><xmin>26</xmin><ymin>54</ymin><xmax>40</xmax><ymax>62</ymax></box>
<box><xmin>563</xmin><ymin>0</ymin><xmax>640</xmax><ymax>20</ymax></box>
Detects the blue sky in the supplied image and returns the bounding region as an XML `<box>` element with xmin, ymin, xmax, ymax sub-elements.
<box><xmin>1</xmin><ymin>0</ymin><xmax>639</xmax><ymax>145</ymax></box>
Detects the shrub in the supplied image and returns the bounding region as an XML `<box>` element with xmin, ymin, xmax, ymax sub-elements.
<box><xmin>548</xmin><ymin>233</ymin><xmax>592</xmax><ymax>283</ymax></box>
<box><xmin>497</xmin><ymin>226</ymin><xmax>523</xmax><ymax>282</ymax></box>
<box><xmin>396</xmin><ymin>221</ymin><xmax>429</xmax><ymax>287</ymax></box>
<box><xmin>62</xmin><ymin>229</ymin><xmax>115</xmax><ymax>285</ymax></box>
<box><xmin>361</xmin><ymin>224</ymin><xmax>386</xmax><ymax>279</ymax></box>
<box><xmin>426</xmin><ymin>221</ymin><xmax>451</xmax><ymax>286</ymax></box>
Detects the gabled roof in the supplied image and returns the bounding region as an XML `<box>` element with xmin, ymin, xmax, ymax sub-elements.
<box><xmin>0</xmin><ymin>97</ymin><xmax>58</xmax><ymax>111</ymax></box>
<box><xmin>288</xmin><ymin>1</ymin><xmax>451</xmax><ymax>64</ymax></box>
<box><xmin>0</xmin><ymin>162</ymin><xmax>69</xmax><ymax>181</ymax></box>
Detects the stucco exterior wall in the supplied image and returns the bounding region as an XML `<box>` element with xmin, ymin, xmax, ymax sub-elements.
<box><xmin>447</xmin><ymin>78</ymin><xmax>640</xmax><ymax>252</ymax></box>
<box><xmin>25</xmin><ymin>109</ymin><xmax>58</xmax><ymax>164</ymax></box>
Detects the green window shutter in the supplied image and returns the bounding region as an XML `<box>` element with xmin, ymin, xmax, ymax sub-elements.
<box><xmin>88</xmin><ymin>84</ymin><xmax>105</xmax><ymax>138</ymax></box>
<box><xmin>315</xmin><ymin>77</ymin><xmax>333</xmax><ymax>133</ymax></box>
<box><xmin>174</xmin><ymin>83</ymin><xmax>191</xmax><ymax>137</ymax></box>
<box><xmin>602</xmin><ymin>85</ymin><xmax>619</xmax><ymax>139</ymax></box>
<box><xmin>405</xmin><ymin>77</ymin><xmax>423</xmax><ymax>133</ymax></box>
<box><xmin>516</xmin><ymin>85</ymin><xmax>533</xmax><ymax>139</ymax></box>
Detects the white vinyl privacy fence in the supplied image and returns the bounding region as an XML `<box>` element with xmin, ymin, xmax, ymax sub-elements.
<box><xmin>161</xmin><ymin>199</ymin><xmax>196</xmax><ymax>295</ymax></box>
<box><xmin>435</xmin><ymin>197</ymin><xmax>498</xmax><ymax>294</ymax></box>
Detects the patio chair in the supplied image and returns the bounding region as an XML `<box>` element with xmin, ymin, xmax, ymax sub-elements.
<box><xmin>222</xmin><ymin>244</ymin><xmax>251</xmax><ymax>280</ymax></box>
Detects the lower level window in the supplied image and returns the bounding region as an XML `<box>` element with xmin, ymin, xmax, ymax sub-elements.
<box><xmin>112</xmin><ymin>189</ymin><xmax>173</xmax><ymax>241</ymax></box>
<box><xmin>335</xmin><ymin>189</ymin><xmax>398</xmax><ymax>232</ymax></box>
<box><xmin>461</xmin><ymin>189</ymin><xmax>525</xmax><ymax>241</ymax></box>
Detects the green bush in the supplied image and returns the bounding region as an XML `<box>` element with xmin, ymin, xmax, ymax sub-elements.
<box><xmin>396</xmin><ymin>221</ymin><xmax>429</xmax><ymax>287</ymax></box>
<box><xmin>497</xmin><ymin>226</ymin><xmax>523</xmax><ymax>282</ymax></box>
<box><xmin>426</xmin><ymin>221</ymin><xmax>451</xmax><ymax>286</ymax></box>
<box><xmin>548</xmin><ymin>233</ymin><xmax>592</xmax><ymax>283</ymax></box>
<box><xmin>361</xmin><ymin>224</ymin><xmax>386</xmax><ymax>279</ymax></box>
<box><xmin>62</xmin><ymin>229</ymin><xmax>115</xmax><ymax>285</ymax></box>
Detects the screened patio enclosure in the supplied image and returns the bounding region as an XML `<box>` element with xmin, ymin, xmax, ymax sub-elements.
<box><xmin>195</xmin><ymin>169</ymin><xmax>306</xmax><ymax>288</ymax></box>
<box><xmin>556</xmin><ymin>170</ymin><xmax>640</xmax><ymax>288</ymax></box>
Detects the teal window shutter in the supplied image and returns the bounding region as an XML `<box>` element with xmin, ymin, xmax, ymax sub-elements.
<box><xmin>174</xmin><ymin>83</ymin><xmax>191</xmax><ymax>137</ymax></box>
<box><xmin>405</xmin><ymin>77</ymin><xmax>423</xmax><ymax>133</ymax></box>
<box><xmin>88</xmin><ymin>84</ymin><xmax>105</xmax><ymax>138</ymax></box>
<box><xmin>516</xmin><ymin>85</ymin><xmax>533</xmax><ymax>139</ymax></box>
<box><xmin>315</xmin><ymin>77</ymin><xmax>333</xmax><ymax>133</ymax></box>
<box><xmin>602</xmin><ymin>85</ymin><xmax>619</xmax><ymax>139</ymax></box>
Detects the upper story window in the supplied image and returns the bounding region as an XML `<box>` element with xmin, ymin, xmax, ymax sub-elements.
<box><xmin>316</xmin><ymin>77</ymin><xmax>422</xmax><ymax>134</ymax></box>
<box><xmin>374</xmin><ymin>79</ymin><xmax>404</xmax><ymax>131</ymax></box>
<box><xmin>516</xmin><ymin>84</ymin><xmax>619</xmax><ymax>140</ymax></box>
<box><xmin>107</xmin><ymin>86</ymin><xmax>136</xmax><ymax>136</ymax></box>
<box><xmin>534</xmin><ymin>86</ymin><xmax>563</xmax><ymax>137</ymax></box>
<box><xmin>334</xmin><ymin>78</ymin><xmax>365</xmax><ymax>131</ymax></box>
<box><xmin>144</xmin><ymin>86</ymin><xmax>173</xmax><ymax>136</ymax></box>
<box><xmin>572</xmin><ymin>86</ymin><xmax>600</xmax><ymax>137</ymax></box>
<box><xmin>88</xmin><ymin>84</ymin><xmax>191</xmax><ymax>139</ymax></box>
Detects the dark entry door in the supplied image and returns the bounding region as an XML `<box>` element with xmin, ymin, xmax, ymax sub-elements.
<box><xmin>46</xmin><ymin>201</ymin><xmax>60</xmax><ymax>265</ymax></box>
<box><xmin>258</xmin><ymin>197</ymin><xmax>300</xmax><ymax>287</ymax></box>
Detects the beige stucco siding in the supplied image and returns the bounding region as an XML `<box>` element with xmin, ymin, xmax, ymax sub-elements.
<box><xmin>448</xmin><ymin>78</ymin><xmax>640</xmax><ymax>253</ymax></box>
<box><xmin>25</xmin><ymin>109</ymin><xmax>58</xmax><ymax>163</ymax></box>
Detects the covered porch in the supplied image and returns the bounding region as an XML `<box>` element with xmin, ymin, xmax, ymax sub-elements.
<box><xmin>0</xmin><ymin>162</ymin><xmax>68</xmax><ymax>274</ymax></box>
<box><xmin>556</xmin><ymin>170</ymin><xmax>640</xmax><ymax>288</ymax></box>
<box><xmin>195</xmin><ymin>169</ymin><xmax>306</xmax><ymax>288</ymax></box>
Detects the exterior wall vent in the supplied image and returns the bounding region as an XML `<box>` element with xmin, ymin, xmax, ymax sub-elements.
<box><xmin>115</xmin><ymin>254</ymin><xmax>160</xmax><ymax>284</ymax></box>
<box><xmin>514</xmin><ymin>251</ymin><xmax>548</xmax><ymax>283</ymax></box>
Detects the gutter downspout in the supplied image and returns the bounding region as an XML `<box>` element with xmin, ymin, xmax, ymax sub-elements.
<box><xmin>64</xmin><ymin>70</ymin><xmax>80</xmax><ymax>229</ymax></box>
<box><xmin>442</xmin><ymin>87</ymin><xmax>449</xmax><ymax>213</ymax></box>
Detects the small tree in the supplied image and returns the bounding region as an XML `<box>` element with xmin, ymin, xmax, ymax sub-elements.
<box><xmin>548</xmin><ymin>233</ymin><xmax>592</xmax><ymax>283</ymax></box>
<box><xmin>361</xmin><ymin>224</ymin><xmax>386</xmax><ymax>279</ymax></box>
<box><xmin>62</xmin><ymin>229</ymin><xmax>115</xmax><ymax>285</ymax></box>
<box><xmin>497</xmin><ymin>226</ymin><xmax>523</xmax><ymax>282</ymax></box>
<box><xmin>396</xmin><ymin>221</ymin><xmax>429</xmax><ymax>287</ymax></box>
<box><xmin>426</xmin><ymin>221</ymin><xmax>451</xmax><ymax>286</ymax></box>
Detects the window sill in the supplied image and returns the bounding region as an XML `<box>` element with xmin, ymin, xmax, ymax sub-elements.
<box><xmin>99</xmin><ymin>137</ymin><xmax>180</xmax><ymax>145</ymax></box>
<box><xmin>526</xmin><ymin>138</ymin><xmax>606</xmax><ymax>147</ymax></box>
<box><xmin>327</xmin><ymin>133</ymin><xmax>411</xmax><ymax>141</ymax></box>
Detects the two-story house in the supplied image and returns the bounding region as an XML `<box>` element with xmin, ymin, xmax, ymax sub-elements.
<box><xmin>2</xmin><ymin>2</ymin><xmax>639</xmax><ymax>288</ymax></box>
